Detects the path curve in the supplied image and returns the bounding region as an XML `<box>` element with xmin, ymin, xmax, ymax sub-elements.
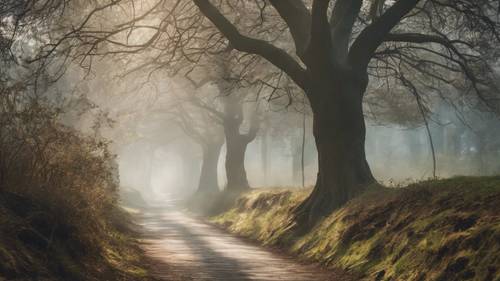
<box><xmin>137</xmin><ymin>206</ymin><xmax>335</xmax><ymax>281</ymax></box>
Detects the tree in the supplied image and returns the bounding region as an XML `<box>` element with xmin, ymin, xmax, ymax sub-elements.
<box><xmin>174</xmin><ymin>97</ymin><xmax>225</xmax><ymax>195</ymax></box>
<box><xmin>154</xmin><ymin>79</ymin><xmax>225</xmax><ymax>195</ymax></box>
<box><xmin>215</xmin><ymin>57</ymin><xmax>260</xmax><ymax>190</ymax></box>
<box><xmin>185</xmin><ymin>68</ymin><xmax>261</xmax><ymax>191</ymax></box>
<box><xmin>1</xmin><ymin>0</ymin><xmax>73</xmax><ymax>69</ymax></box>
<box><xmin>189</xmin><ymin>0</ymin><xmax>500</xmax><ymax>223</ymax></box>
<box><xmin>34</xmin><ymin>0</ymin><xmax>500</xmax><ymax>223</ymax></box>
<box><xmin>164</xmin><ymin>50</ymin><xmax>263</xmax><ymax>191</ymax></box>
<box><xmin>163</xmin><ymin>72</ymin><xmax>259</xmax><ymax>200</ymax></box>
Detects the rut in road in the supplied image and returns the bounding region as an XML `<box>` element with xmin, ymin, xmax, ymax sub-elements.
<box><xmin>138</xmin><ymin>207</ymin><xmax>336</xmax><ymax>281</ymax></box>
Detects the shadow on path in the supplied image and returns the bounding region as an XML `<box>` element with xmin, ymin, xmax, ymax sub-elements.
<box><xmin>136</xmin><ymin>202</ymin><xmax>334</xmax><ymax>281</ymax></box>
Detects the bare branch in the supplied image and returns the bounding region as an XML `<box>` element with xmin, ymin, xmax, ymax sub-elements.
<box><xmin>349</xmin><ymin>0</ymin><xmax>420</xmax><ymax>70</ymax></box>
<box><xmin>192</xmin><ymin>0</ymin><xmax>309</xmax><ymax>90</ymax></box>
<box><xmin>268</xmin><ymin>0</ymin><xmax>311</xmax><ymax>61</ymax></box>
<box><xmin>330</xmin><ymin>0</ymin><xmax>362</xmax><ymax>62</ymax></box>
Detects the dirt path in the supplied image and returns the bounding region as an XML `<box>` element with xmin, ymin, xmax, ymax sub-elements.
<box><xmin>137</xmin><ymin>207</ymin><xmax>336</xmax><ymax>281</ymax></box>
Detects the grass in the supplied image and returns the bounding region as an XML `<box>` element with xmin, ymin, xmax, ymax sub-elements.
<box><xmin>0</xmin><ymin>191</ymin><xmax>161</xmax><ymax>281</ymax></box>
<box><xmin>211</xmin><ymin>176</ymin><xmax>500</xmax><ymax>281</ymax></box>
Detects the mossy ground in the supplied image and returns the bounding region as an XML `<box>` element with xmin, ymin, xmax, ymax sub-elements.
<box><xmin>0</xmin><ymin>191</ymin><xmax>162</xmax><ymax>281</ymax></box>
<box><xmin>211</xmin><ymin>176</ymin><xmax>500</xmax><ymax>281</ymax></box>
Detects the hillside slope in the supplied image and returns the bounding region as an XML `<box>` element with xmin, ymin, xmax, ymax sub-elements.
<box><xmin>212</xmin><ymin>177</ymin><xmax>500</xmax><ymax>281</ymax></box>
<box><xmin>0</xmin><ymin>191</ymin><xmax>163</xmax><ymax>281</ymax></box>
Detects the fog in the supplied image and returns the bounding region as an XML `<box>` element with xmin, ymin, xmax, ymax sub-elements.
<box><xmin>6</xmin><ymin>0</ymin><xmax>494</xmax><ymax>205</ymax></box>
<box><xmin>89</xmin><ymin>78</ymin><xmax>499</xmax><ymax>201</ymax></box>
<box><xmin>43</xmin><ymin>43</ymin><xmax>500</xmax><ymax>204</ymax></box>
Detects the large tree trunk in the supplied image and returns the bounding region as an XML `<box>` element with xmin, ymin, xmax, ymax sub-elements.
<box><xmin>224</xmin><ymin>131</ymin><xmax>251</xmax><ymax>190</ymax></box>
<box><xmin>295</xmin><ymin>73</ymin><xmax>375</xmax><ymax>224</ymax></box>
<box><xmin>196</xmin><ymin>142</ymin><xmax>223</xmax><ymax>194</ymax></box>
<box><xmin>222</xmin><ymin>95</ymin><xmax>257</xmax><ymax>191</ymax></box>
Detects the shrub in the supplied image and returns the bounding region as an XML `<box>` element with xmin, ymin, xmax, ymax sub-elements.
<box><xmin>0</xmin><ymin>82</ymin><xmax>153</xmax><ymax>280</ymax></box>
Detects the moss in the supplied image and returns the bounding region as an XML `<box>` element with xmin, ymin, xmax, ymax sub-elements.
<box><xmin>211</xmin><ymin>176</ymin><xmax>500</xmax><ymax>281</ymax></box>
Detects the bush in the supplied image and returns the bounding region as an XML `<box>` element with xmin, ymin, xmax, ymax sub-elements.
<box><xmin>0</xmin><ymin>83</ymin><xmax>153</xmax><ymax>280</ymax></box>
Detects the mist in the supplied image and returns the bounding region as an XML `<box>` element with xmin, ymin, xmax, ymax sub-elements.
<box><xmin>70</xmin><ymin>67</ymin><xmax>499</xmax><ymax>201</ymax></box>
<box><xmin>3</xmin><ymin>1</ymin><xmax>500</xmax><ymax>280</ymax></box>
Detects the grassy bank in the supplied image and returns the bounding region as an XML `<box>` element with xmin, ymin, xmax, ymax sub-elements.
<box><xmin>0</xmin><ymin>92</ymin><xmax>173</xmax><ymax>281</ymax></box>
<box><xmin>211</xmin><ymin>177</ymin><xmax>500</xmax><ymax>281</ymax></box>
<box><xmin>0</xmin><ymin>190</ymin><xmax>163</xmax><ymax>281</ymax></box>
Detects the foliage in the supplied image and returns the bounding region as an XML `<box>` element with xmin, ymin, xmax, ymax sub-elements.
<box><xmin>0</xmin><ymin>83</ymin><xmax>158</xmax><ymax>281</ymax></box>
<box><xmin>0</xmin><ymin>82</ymin><xmax>118</xmax><ymax>212</ymax></box>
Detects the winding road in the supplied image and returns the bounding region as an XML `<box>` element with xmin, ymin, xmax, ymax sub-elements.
<box><xmin>137</xmin><ymin>205</ymin><xmax>335</xmax><ymax>281</ymax></box>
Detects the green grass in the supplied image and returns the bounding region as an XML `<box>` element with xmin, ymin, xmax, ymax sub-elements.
<box><xmin>211</xmin><ymin>176</ymin><xmax>500</xmax><ymax>281</ymax></box>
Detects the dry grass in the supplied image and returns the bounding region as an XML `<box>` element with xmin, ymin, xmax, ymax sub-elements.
<box><xmin>212</xmin><ymin>177</ymin><xmax>500</xmax><ymax>281</ymax></box>
<box><xmin>0</xmin><ymin>84</ymin><xmax>162</xmax><ymax>281</ymax></box>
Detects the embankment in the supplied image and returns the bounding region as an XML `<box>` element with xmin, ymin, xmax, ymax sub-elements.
<box><xmin>212</xmin><ymin>177</ymin><xmax>500</xmax><ymax>281</ymax></box>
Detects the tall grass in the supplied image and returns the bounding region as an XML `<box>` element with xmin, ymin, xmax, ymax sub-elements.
<box><xmin>0</xmin><ymin>82</ymin><xmax>156</xmax><ymax>280</ymax></box>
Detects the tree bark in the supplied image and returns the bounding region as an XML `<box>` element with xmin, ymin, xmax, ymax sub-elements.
<box><xmin>295</xmin><ymin>71</ymin><xmax>375</xmax><ymax>224</ymax></box>
<box><xmin>224</xmin><ymin>127</ymin><xmax>251</xmax><ymax>191</ymax></box>
<box><xmin>221</xmin><ymin>95</ymin><xmax>258</xmax><ymax>191</ymax></box>
<box><xmin>196</xmin><ymin>141</ymin><xmax>223</xmax><ymax>194</ymax></box>
<box><xmin>193</xmin><ymin>0</ymin><xmax>420</xmax><ymax>224</ymax></box>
